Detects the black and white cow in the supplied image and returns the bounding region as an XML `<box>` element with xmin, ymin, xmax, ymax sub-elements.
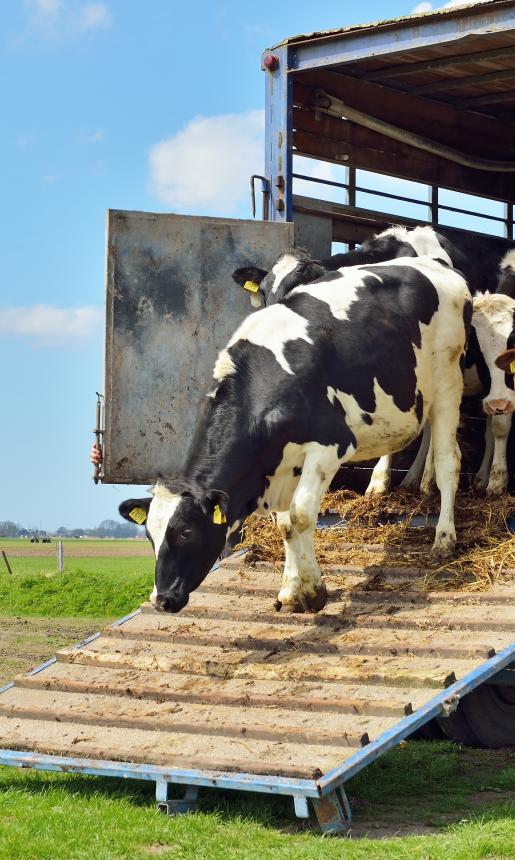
<box><xmin>234</xmin><ymin>226</ymin><xmax>462</xmax><ymax>496</ymax></box>
<box><xmin>466</xmin><ymin>292</ymin><xmax>515</xmax><ymax>495</ymax></box>
<box><xmin>232</xmin><ymin>226</ymin><xmax>459</xmax><ymax>308</ymax></box>
<box><xmin>120</xmin><ymin>253</ymin><xmax>471</xmax><ymax>614</ymax></box>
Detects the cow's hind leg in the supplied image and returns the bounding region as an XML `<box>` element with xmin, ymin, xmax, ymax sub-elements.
<box><xmin>276</xmin><ymin>446</ymin><xmax>340</xmax><ymax>613</ymax></box>
<box><xmin>430</xmin><ymin>388</ymin><xmax>461</xmax><ymax>561</ymax></box>
<box><xmin>365</xmin><ymin>454</ymin><xmax>391</xmax><ymax>496</ymax></box>
<box><xmin>401</xmin><ymin>422</ymin><xmax>431</xmax><ymax>491</ymax></box>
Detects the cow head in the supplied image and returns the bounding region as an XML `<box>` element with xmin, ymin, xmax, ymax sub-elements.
<box><xmin>119</xmin><ymin>482</ymin><xmax>229</xmax><ymax>613</ymax></box>
<box><xmin>232</xmin><ymin>248</ymin><xmax>326</xmax><ymax>308</ymax></box>
<box><xmin>471</xmin><ymin>293</ymin><xmax>515</xmax><ymax>416</ymax></box>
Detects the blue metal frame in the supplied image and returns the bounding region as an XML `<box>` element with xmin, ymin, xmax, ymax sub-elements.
<box><xmin>263</xmin><ymin>44</ymin><xmax>293</xmax><ymax>223</ymax></box>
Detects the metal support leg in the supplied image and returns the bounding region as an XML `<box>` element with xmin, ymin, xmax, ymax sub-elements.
<box><xmin>293</xmin><ymin>795</ymin><xmax>310</xmax><ymax>819</ymax></box>
<box><xmin>156</xmin><ymin>780</ymin><xmax>199</xmax><ymax>815</ymax></box>
<box><xmin>312</xmin><ymin>785</ymin><xmax>352</xmax><ymax>835</ymax></box>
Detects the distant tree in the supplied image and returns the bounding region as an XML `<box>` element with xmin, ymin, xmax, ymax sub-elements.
<box><xmin>0</xmin><ymin>521</ymin><xmax>20</xmax><ymax>537</ymax></box>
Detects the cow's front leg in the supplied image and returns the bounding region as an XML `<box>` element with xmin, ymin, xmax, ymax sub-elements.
<box><xmin>486</xmin><ymin>414</ymin><xmax>511</xmax><ymax>496</ymax></box>
<box><xmin>429</xmin><ymin>398</ymin><xmax>461</xmax><ymax>561</ymax></box>
<box><xmin>365</xmin><ymin>454</ymin><xmax>391</xmax><ymax>496</ymax></box>
<box><xmin>275</xmin><ymin>450</ymin><xmax>338</xmax><ymax>613</ymax></box>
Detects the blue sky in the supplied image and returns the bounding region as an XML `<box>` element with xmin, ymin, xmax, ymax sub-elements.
<box><xmin>0</xmin><ymin>0</ymin><xmax>490</xmax><ymax>530</ymax></box>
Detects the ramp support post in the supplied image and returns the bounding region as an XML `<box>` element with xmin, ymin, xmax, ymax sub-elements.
<box><xmin>156</xmin><ymin>780</ymin><xmax>199</xmax><ymax>815</ymax></box>
<box><xmin>312</xmin><ymin>785</ymin><xmax>352</xmax><ymax>834</ymax></box>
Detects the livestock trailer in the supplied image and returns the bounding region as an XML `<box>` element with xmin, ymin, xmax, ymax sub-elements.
<box><xmin>1</xmin><ymin>0</ymin><xmax>515</xmax><ymax>833</ymax></box>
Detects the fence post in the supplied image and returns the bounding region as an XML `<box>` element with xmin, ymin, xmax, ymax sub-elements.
<box><xmin>1</xmin><ymin>551</ymin><xmax>13</xmax><ymax>576</ymax></box>
<box><xmin>57</xmin><ymin>541</ymin><xmax>64</xmax><ymax>573</ymax></box>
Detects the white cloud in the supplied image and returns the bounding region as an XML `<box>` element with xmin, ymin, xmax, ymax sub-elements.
<box><xmin>411</xmin><ymin>0</ymin><xmax>478</xmax><ymax>11</ymax></box>
<box><xmin>0</xmin><ymin>305</ymin><xmax>101</xmax><ymax>345</ymax></box>
<box><xmin>42</xmin><ymin>173</ymin><xmax>58</xmax><ymax>182</ymax></box>
<box><xmin>77</xmin><ymin>2</ymin><xmax>111</xmax><ymax>31</ymax></box>
<box><xmin>149</xmin><ymin>110</ymin><xmax>264</xmax><ymax>215</ymax></box>
<box><xmin>23</xmin><ymin>0</ymin><xmax>111</xmax><ymax>41</ymax></box>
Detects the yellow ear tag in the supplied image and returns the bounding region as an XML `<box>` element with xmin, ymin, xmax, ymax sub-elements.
<box><xmin>510</xmin><ymin>360</ymin><xmax>515</xmax><ymax>374</ymax></box>
<box><xmin>129</xmin><ymin>507</ymin><xmax>147</xmax><ymax>525</ymax></box>
<box><xmin>243</xmin><ymin>280</ymin><xmax>260</xmax><ymax>294</ymax></box>
<box><xmin>212</xmin><ymin>505</ymin><xmax>227</xmax><ymax>525</ymax></box>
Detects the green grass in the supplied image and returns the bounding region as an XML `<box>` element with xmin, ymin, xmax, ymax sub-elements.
<box><xmin>0</xmin><ymin>563</ymin><xmax>153</xmax><ymax>618</ymax></box>
<box><xmin>0</xmin><ymin>743</ymin><xmax>513</xmax><ymax>860</ymax></box>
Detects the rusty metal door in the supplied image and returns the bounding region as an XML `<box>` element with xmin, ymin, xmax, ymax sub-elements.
<box><xmin>103</xmin><ymin>210</ymin><xmax>293</xmax><ymax>484</ymax></box>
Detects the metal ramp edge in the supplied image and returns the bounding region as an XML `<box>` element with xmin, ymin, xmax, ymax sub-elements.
<box><xmin>0</xmin><ymin>554</ymin><xmax>514</xmax><ymax>835</ymax></box>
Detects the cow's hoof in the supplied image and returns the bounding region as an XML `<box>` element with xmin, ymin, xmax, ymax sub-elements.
<box><xmin>430</xmin><ymin>541</ymin><xmax>455</xmax><ymax>563</ymax></box>
<box><xmin>305</xmin><ymin>582</ymin><xmax>328</xmax><ymax>613</ymax></box>
<box><xmin>274</xmin><ymin>583</ymin><xmax>327</xmax><ymax>614</ymax></box>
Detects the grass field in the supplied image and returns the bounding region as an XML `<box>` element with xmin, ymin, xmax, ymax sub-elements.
<box><xmin>0</xmin><ymin>538</ymin><xmax>514</xmax><ymax>858</ymax></box>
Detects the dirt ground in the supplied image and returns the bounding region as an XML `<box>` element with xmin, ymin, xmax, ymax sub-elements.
<box><xmin>0</xmin><ymin>616</ymin><xmax>105</xmax><ymax>685</ymax></box>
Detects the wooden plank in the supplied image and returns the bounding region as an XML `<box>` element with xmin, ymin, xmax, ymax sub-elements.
<box><xmin>0</xmin><ymin>688</ymin><xmax>399</xmax><ymax>748</ymax></box>
<box><xmin>14</xmin><ymin>662</ymin><xmax>420</xmax><ymax>716</ymax></box>
<box><xmin>292</xmin><ymin>99</ymin><xmax>511</xmax><ymax>200</ymax></box>
<box><xmin>56</xmin><ymin>639</ymin><xmax>474</xmax><ymax>689</ymax></box>
<box><xmin>140</xmin><ymin>594</ymin><xmax>515</xmax><ymax>634</ymax></box>
<box><xmin>366</xmin><ymin>45</ymin><xmax>515</xmax><ymax>81</ymax></box>
<box><xmin>0</xmin><ymin>715</ymin><xmax>353</xmax><ymax>778</ymax></box>
<box><xmin>103</xmin><ymin>613</ymin><xmax>502</xmax><ymax>660</ymax></box>
<box><xmin>294</xmin><ymin>70</ymin><xmax>515</xmax><ymax>159</ymax></box>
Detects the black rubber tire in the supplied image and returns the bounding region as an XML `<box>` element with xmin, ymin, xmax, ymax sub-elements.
<box><xmin>408</xmin><ymin>718</ymin><xmax>447</xmax><ymax>741</ymax></box>
<box><xmin>461</xmin><ymin>683</ymin><xmax>515</xmax><ymax>747</ymax></box>
<box><xmin>437</xmin><ymin>684</ymin><xmax>515</xmax><ymax>748</ymax></box>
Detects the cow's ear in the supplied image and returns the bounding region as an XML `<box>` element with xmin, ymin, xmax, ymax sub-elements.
<box><xmin>232</xmin><ymin>266</ymin><xmax>268</xmax><ymax>289</ymax></box>
<box><xmin>200</xmin><ymin>489</ymin><xmax>229</xmax><ymax>525</ymax></box>
<box><xmin>495</xmin><ymin>348</ymin><xmax>515</xmax><ymax>373</ymax></box>
<box><xmin>119</xmin><ymin>497</ymin><xmax>151</xmax><ymax>525</ymax></box>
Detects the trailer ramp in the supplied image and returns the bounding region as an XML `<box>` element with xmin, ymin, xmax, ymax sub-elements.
<box><xmin>0</xmin><ymin>556</ymin><xmax>514</xmax><ymax>833</ymax></box>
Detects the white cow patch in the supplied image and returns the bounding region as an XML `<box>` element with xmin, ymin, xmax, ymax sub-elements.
<box><xmin>255</xmin><ymin>441</ymin><xmax>348</xmax><ymax>514</ymax></box>
<box><xmin>227</xmin><ymin>304</ymin><xmax>313</xmax><ymax>375</ymax></box>
<box><xmin>213</xmin><ymin>348</ymin><xmax>236</xmax><ymax>381</ymax></box>
<box><xmin>328</xmin><ymin>379</ymin><xmax>424</xmax><ymax>461</ymax></box>
<box><xmin>377</xmin><ymin>225</ymin><xmax>453</xmax><ymax>268</ymax></box>
<box><xmin>269</xmin><ymin>253</ymin><xmax>300</xmax><ymax>296</ymax></box>
<box><xmin>147</xmin><ymin>484</ymin><xmax>182</xmax><ymax>559</ymax></box>
<box><xmin>500</xmin><ymin>249</ymin><xmax>515</xmax><ymax>272</ymax></box>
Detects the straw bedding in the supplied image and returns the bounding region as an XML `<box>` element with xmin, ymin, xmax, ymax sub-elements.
<box><xmin>237</xmin><ymin>491</ymin><xmax>515</xmax><ymax>592</ymax></box>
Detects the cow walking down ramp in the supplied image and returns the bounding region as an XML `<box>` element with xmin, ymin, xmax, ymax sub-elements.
<box><xmin>119</xmin><ymin>254</ymin><xmax>471</xmax><ymax>614</ymax></box>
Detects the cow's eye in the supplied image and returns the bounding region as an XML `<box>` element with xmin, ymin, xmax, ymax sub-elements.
<box><xmin>180</xmin><ymin>528</ymin><xmax>192</xmax><ymax>540</ymax></box>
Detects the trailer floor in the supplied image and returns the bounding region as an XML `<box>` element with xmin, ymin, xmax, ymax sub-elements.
<box><xmin>0</xmin><ymin>554</ymin><xmax>514</xmax><ymax>832</ymax></box>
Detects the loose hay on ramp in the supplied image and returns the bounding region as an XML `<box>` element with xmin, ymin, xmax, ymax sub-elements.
<box><xmin>237</xmin><ymin>492</ymin><xmax>515</xmax><ymax>593</ymax></box>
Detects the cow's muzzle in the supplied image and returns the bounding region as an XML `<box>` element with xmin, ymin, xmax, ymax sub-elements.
<box><xmin>155</xmin><ymin>591</ymin><xmax>190</xmax><ymax>613</ymax></box>
<box><xmin>484</xmin><ymin>398</ymin><xmax>514</xmax><ymax>415</ymax></box>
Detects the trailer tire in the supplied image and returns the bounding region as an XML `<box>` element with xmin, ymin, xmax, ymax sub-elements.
<box><xmin>460</xmin><ymin>683</ymin><xmax>515</xmax><ymax>748</ymax></box>
<box><xmin>436</xmin><ymin>707</ymin><xmax>479</xmax><ymax>746</ymax></box>
<box><xmin>437</xmin><ymin>683</ymin><xmax>515</xmax><ymax>748</ymax></box>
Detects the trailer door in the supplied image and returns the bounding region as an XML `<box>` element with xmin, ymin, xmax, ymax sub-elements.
<box><xmin>103</xmin><ymin>210</ymin><xmax>293</xmax><ymax>484</ymax></box>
